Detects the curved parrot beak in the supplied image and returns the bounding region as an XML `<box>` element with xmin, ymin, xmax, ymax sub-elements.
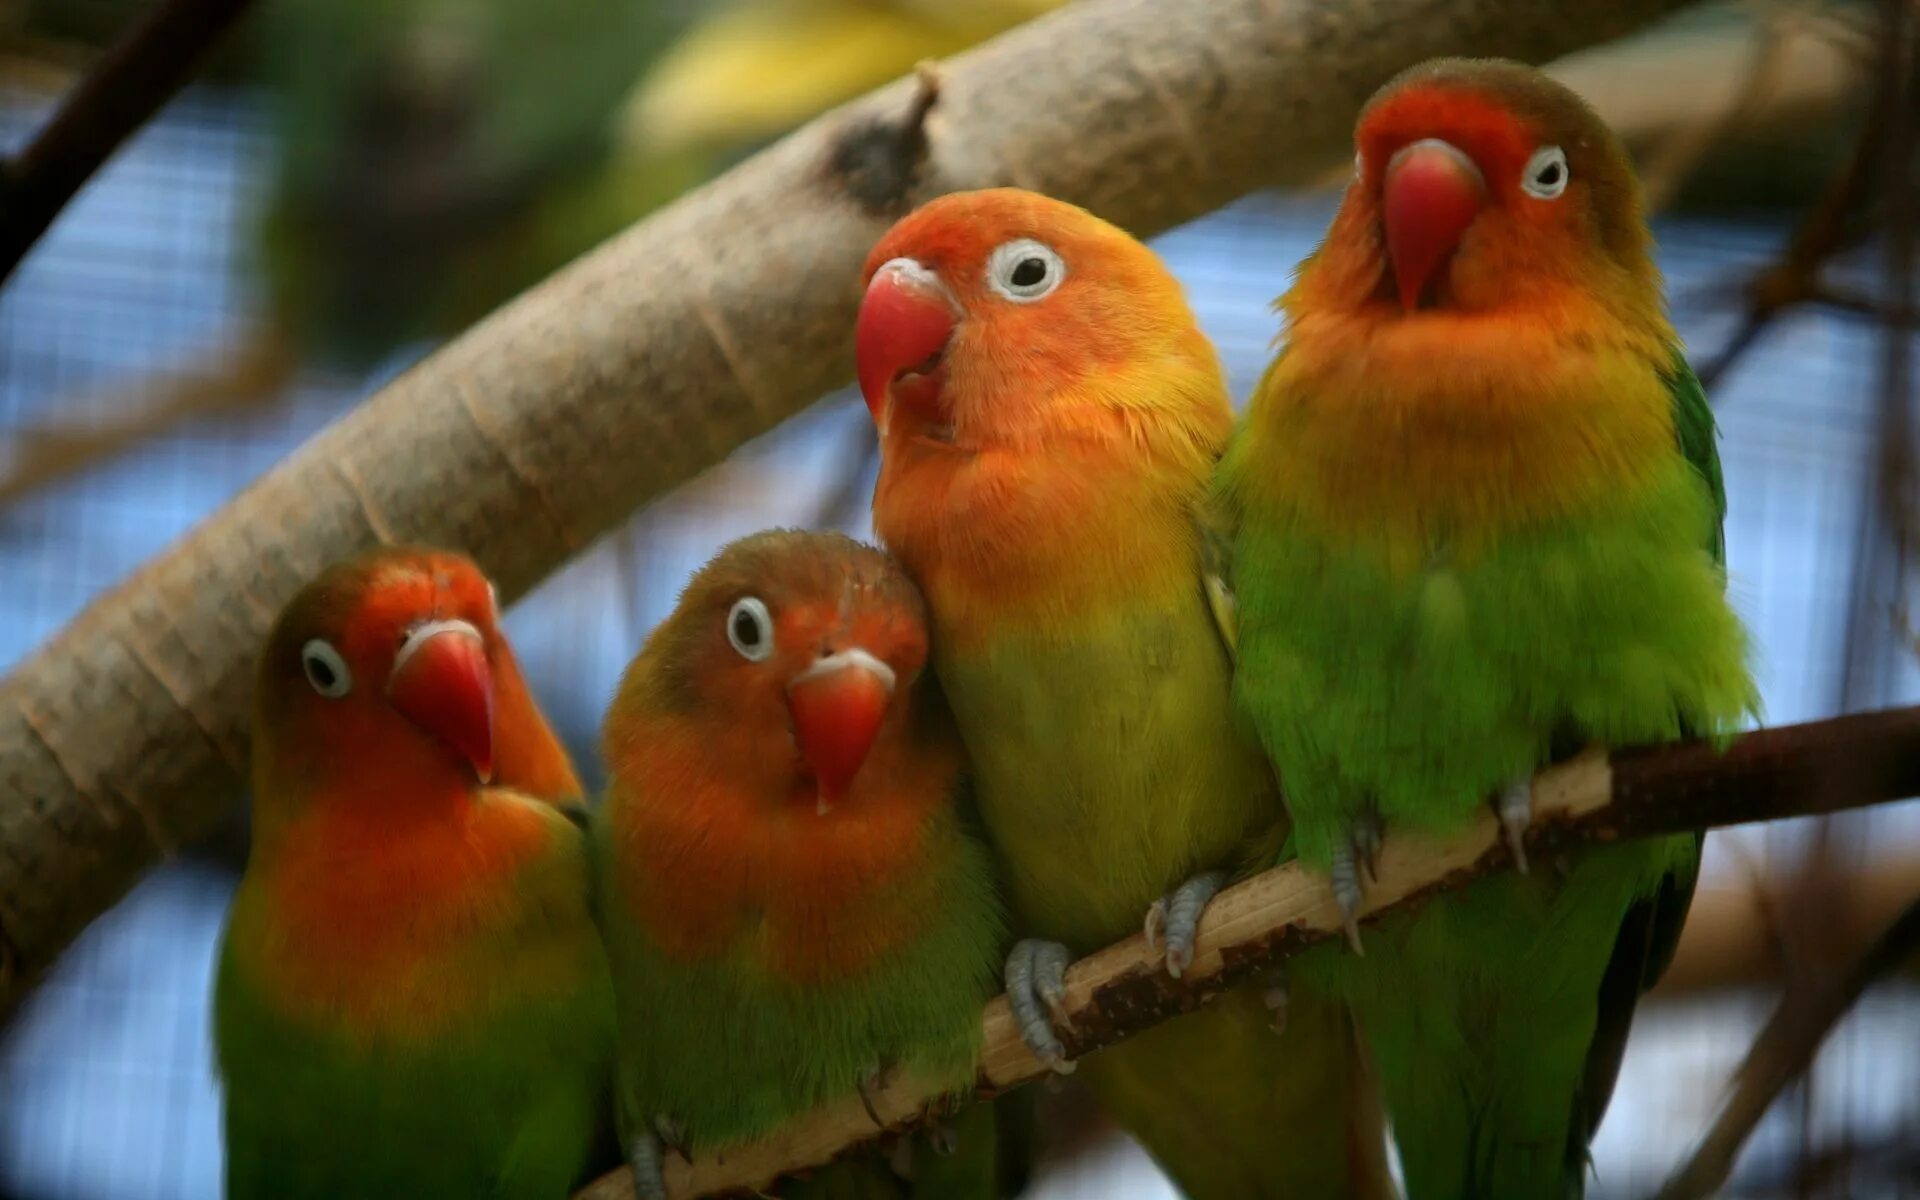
<box><xmin>387</xmin><ymin>619</ymin><xmax>495</xmax><ymax>782</ymax></box>
<box><xmin>785</xmin><ymin>648</ymin><xmax>896</xmax><ymax>814</ymax></box>
<box><xmin>1382</xmin><ymin>138</ymin><xmax>1486</xmax><ymax>310</ymax></box>
<box><xmin>856</xmin><ymin>258</ymin><xmax>959</xmax><ymax>430</ymax></box>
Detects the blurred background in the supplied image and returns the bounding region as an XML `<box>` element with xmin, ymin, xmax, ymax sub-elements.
<box><xmin>0</xmin><ymin>0</ymin><xmax>1914</xmax><ymax>1196</ymax></box>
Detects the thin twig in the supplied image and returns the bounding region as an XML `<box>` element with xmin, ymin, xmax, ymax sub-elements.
<box><xmin>0</xmin><ymin>325</ymin><xmax>296</xmax><ymax>507</ymax></box>
<box><xmin>1695</xmin><ymin>35</ymin><xmax>1894</xmax><ymax>391</ymax></box>
<box><xmin>572</xmin><ymin>706</ymin><xmax>1920</xmax><ymax>1200</ymax></box>
<box><xmin>1651</xmin><ymin>893</ymin><xmax>1920</xmax><ymax>1200</ymax></box>
<box><xmin>0</xmin><ymin>0</ymin><xmax>260</xmax><ymax>285</ymax></box>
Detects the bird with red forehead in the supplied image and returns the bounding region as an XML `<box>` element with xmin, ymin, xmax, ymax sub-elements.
<box><xmin>857</xmin><ymin>188</ymin><xmax>1393</xmax><ymax>1199</ymax></box>
<box><xmin>214</xmin><ymin>547</ymin><xmax>614</xmax><ymax>1199</ymax></box>
<box><xmin>595</xmin><ymin>530</ymin><xmax>1009</xmax><ymax>1199</ymax></box>
<box><xmin>1219</xmin><ymin>59</ymin><xmax>1757</xmax><ymax>1198</ymax></box>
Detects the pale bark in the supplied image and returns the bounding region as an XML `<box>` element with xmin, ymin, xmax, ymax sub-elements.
<box><xmin>573</xmin><ymin>706</ymin><xmax>1920</xmax><ymax>1199</ymax></box>
<box><xmin>0</xmin><ymin>0</ymin><xmax>1701</xmax><ymax>1011</ymax></box>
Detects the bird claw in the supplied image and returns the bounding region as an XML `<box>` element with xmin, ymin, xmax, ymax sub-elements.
<box><xmin>1005</xmin><ymin>938</ymin><xmax>1076</xmax><ymax>1073</ymax></box>
<box><xmin>1330</xmin><ymin>808</ymin><xmax>1382</xmax><ymax>955</ymax></box>
<box><xmin>856</xmin><ymin>1063</ymin><xmax>894</xmax><ymax>1130</ymax></box>
<box><xmin>1495</xmin><ymin>776</ymin><xmax>1532</xmax><ymax>874</ymax></box>
<box><xmin>1261</xmin><ymin>965</ymin><xmax>1290</xmax><ymax>1035</ymax></box>
<box><xmin>926</xmin><ymin>1122</ymin><xmax>959</xmax><ymax>1156</ymax></box>
<box><xmin>627</xmin><ymin>1130</ymin><xmax>670</xmax><ymax>1200</ymax></box>
<box><xmin>1144</xmin><ymin>870</ymin><xmax>1227</xmax><ymax>979</ymax></box>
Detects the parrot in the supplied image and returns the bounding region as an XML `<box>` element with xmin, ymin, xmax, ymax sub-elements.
<box><xmin>1216</xmin><ymin>59</ymin><xmax>1761</xmax><ymax>1199</ymax></box>
<box><xmin>594</xmin><ymin>530</ymin><xmax>1013</xmax><ymax>1200</ymax></box>
<box><xmin>855</xmin><ymin>188</ymin><xmax>1393</xmax><ymax>1200</ymax></box>
<box><xmin>214</xmin><ymin>546</ymin><xmax>614</xmax><ymax>1200</ymax></box>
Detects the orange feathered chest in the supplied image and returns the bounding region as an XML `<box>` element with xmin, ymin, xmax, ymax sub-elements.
<box><xmin>1244</xmin><ymin>299</ymin><xmax>1678</xmax><ymax>561</ymax></box>
<box><xmin>231</xmin><ymin>793</ymin><xmax>560</xmax><ymax>1038</ymax></box>
<box><xmin>873</xmin><ymin>417</ymin><xmax>1212</xmax><ymax>655</ymax></box>
<box><xmin>608</xmin><ymin>731</ymin><xmax>960</xmax><ymax>985</ymax></box>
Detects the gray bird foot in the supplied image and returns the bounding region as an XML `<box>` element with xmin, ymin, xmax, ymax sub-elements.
<box><xmin>1329</xmin><ymin>811</ymin><xmax>1383</xmax><ymax>955</ymax></box>
<box><xmin>627</xmin><ymin>1130</ymin><xmax>669</xmax><ymax>1200</ymax></box>
<box><xmin>1143</xmin><ymin>870</ymin><xmax>1227</xmax><ymax>979</ymax></box>
<box><xmin>1005</xmin><ymin>938</ymin><xmax>1076</xmax><ymax>1074</ymax></box>
<box><xmin>1495</xmin><ymin>775</ymin><xmax>1533</xmax><ymax>874</ymax></box>
<box><xmin>1261</xmin><ymin>965</ymin><xmax>1290</xmax><ymax>1035</ymax></box>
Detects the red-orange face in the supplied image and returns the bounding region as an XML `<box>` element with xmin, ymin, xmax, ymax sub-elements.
<box><xmin>1322</xmin><ymin>59</ymin><xmax>1647</xmax><ymax>315</ymax></box>
<box><xmin>853</xmin><ymin>188</ymin><xmax>1195</xmax><ymax>448</ymax></box>
<box><xmin>612</xmin><ymin>531</ymin><xmax>932</xmax><ymax>813</ymax></box>
<box><xmin>254</xmin><ymin>548</ymin><xmax>509</xmax><ymax>802</ymax></box>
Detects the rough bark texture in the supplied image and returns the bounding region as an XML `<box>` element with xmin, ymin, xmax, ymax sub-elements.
<box><xmin>574</xmin><ymin>705</ymin><xmax>1920</xmax><ymax>1199</ymax></box>
<box><xmin>0</xmin><ymin>0</ymin><xmax>1701</xmax><ymax>1012</ymax></box>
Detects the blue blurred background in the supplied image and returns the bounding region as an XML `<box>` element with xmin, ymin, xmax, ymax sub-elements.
<box><xmin>1</xmin><ymin>1</ymin><xmax>1914</xmax><ymax>1196</ymax></box>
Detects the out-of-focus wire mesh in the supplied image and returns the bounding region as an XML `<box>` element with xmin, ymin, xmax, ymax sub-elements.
<box><xmin>1</xmin><ymin>53</ymin><xmax>1916</xmax><ymax>1200</ymax></box>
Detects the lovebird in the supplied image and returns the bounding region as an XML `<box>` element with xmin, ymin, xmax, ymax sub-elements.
<box><xmin>1217</xmin><ymin>60</ymin><xmax>1760</xmax><ymax>1198</ymax></box>
<box><xmin>595</xmin><ymin>530</ymin><xmax>1011</xmax><ymax>1199</ymax></box>
<box><xmin>857</xmin><ymin>188</ymin><xmax>1393</xmax><ymax>1199</ymax></box>
<box><xmin>215</xmin><ymin>547</ymin><xmax>615</xmax><ymax>1199</ymax></box>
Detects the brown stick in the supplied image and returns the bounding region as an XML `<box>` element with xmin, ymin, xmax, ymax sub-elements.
<box><xmin>570</xmin><ymin>707</ymin><xmax>1920</xmax><ymax>1200</ymax></box>
<box><xmin>1651</xmin><ymin>894</ymin><xmax>1920</xmax><ymax>1200</ymax></box>
<box><xmin>0</xmin><ymin>0</ymin><xmax>1703</xmax><ymax>1018</ymax></box>
<box><xmin>0</xmin><ymin>0</ymin><xmax>260</xmax><ymax>285</ymax></box>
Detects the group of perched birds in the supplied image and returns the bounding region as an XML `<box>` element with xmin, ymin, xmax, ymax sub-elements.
<box><xmin>212</xmin><ymin>59</ymin><xmax>1759</xmax><ymax>1200</ymax></box>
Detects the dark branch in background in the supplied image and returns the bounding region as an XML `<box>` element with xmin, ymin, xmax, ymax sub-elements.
<box><xmin>1693</xmin><ymin>1</ymin><xmax>1900</xmax><ymax>392</ymax></box>
<box><xmin>1652</xmin><ymin>894</ymin><xmax>1920</xmax><ymax>1200</ymax></box>
<box><xmin>1836</xmin><ymin>0</ymin><xmax>1920</xmax><ymax>712</ymax></box>
<box><xmin>0</xmin><ymin>0</ymin><xmax>260</xmax><ymax>286</ymax></box>
<box><xmin>574</xmin><ymin>706</ymin><xmax>1920</xmax><ymax>1200</ymax></box>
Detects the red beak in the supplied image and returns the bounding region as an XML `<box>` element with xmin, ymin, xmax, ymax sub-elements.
<box><xmin>856</xmin><ymin>258</ymin><xmax>958</xmax><ymax>427</ymax></box>
<box><xmin>786</xmin><ymin>649</ymin><xmax>895</xmax><ymax>813</ymax></box>
<box><xmin>388</xmin><ymin>620</ymin><xmax>495</xmax><ymax>782</ymax></box>
<box><xmin>1382</xmin><ymin>138</ymin><xmax>1485</xmax><ymax>310</ymax></box>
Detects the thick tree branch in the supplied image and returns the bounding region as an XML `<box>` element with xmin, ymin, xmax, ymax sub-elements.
<box><xmin>0</xmin><ymin>0</ymin><xmax>1704</xmax><ymax>1017</ymax></box>
<box><xmin>573</xmin><ymin>706</ymin><xmax>1920</xmax><ymax>1200</ymax></box>
<box><xmin>0</xmin><ymin>0</ymin><xmax>260</xmax><ymax>285</ymax></box>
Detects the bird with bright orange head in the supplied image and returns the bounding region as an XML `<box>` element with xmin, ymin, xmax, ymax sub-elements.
<box><xmin>857</xmin><ymin>187</ymin><xmax>1392</xmax><ymax>1199</ymax></box>
<box><xmin>214</xmin><ymin>547</ymin><xmax>613</xmax><ymax>1199</ymax></box>
<box><xmin>1219</xmin><ymin>60</ymin><xmax>1758</xmax><ymax>1198</ymax></box>
<box><xmin>594</xmin><ymin>530</ymin><xmax>1010</xmax><ymax>1199</ymax></box>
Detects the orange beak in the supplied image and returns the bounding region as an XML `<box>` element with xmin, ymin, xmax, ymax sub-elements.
<box><xmin>856</xmin><ymin>258</ymin><xmax>959</xmax><ymax>428</ymax></box>
<box><xmin>388</xmin><ymin>619</ymin><xmax>495</xmax><ymax>782</ymax></box>
<box><xmin>1382</xmin><ymin>138</ymin><xmax>1486</xmax><ymax>310</ymax></box>
<box><xmin>785</xmin><ymin>648</ymin><xmax>895</xmax><ymax>813</ymax></box>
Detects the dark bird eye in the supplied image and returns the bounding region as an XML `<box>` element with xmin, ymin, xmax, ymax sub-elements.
<box><xmin>727</xmin><ymin>597</ymin><xmax>774</xmax><ymax>662</ymax></box>
<box><xmin>1521</xmin><ymin>145</ymin><xmax>1569</xmax><ymax>200</ymax></box>
<box><xmin>986</xmin><ymin>238</ymin><xmax>1066</xmax><ymax>302</ymax></box>
<box><xmin>300</xmin><ymin>639</ymin><xmax>353</xmax><ymax>698</ymax></box>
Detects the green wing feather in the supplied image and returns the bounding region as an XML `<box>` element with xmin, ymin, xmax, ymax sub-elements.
<box><xmin>1568</xmin><ymin>350</ymin><xmax>1726</xmax><ymax>1178</ymax></box>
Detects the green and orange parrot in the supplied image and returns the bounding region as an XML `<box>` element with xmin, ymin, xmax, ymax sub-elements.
<box><xmin>215</xmin><ymin>547</ymin><xmax>615</xmax><ymax>1199</ymax></box>
<box><xmin>1217</xmin><ymin>59</ymin><xmax>1760</xmax><ymax>1199</ymax></box>
<box><xmin>856</xmin><ymin>189</ymin><xmax>1392</xmax><ymax>1200</ymax></box>
<box><xmin>595</xmin><ymin>530</ymin><xmax>1011</xmax><ymax>1199</ymax></box>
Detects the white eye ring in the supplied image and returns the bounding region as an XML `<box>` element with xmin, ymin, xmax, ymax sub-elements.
<box><xmin>985</xmin><ymin>239</ymin><xmax>1065</xmax><ymax>303</ymax></box>
<box><xmin>726</xmin><ymin>597</ymin><xmax>774</xmax><ymax>662</ymax></box>
<box><xmin>1521</xmin><ymin>145</ymin><xmax>1569</xmax><ymax>200</ymax></box>
<box><xmin>300</xmin><ymin>639</ymin><xmax>353</xmax><ymax>698</ymax></box>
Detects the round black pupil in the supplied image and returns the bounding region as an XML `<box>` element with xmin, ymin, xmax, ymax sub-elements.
<box><xmin>733</xmin><ymin>610</ymin><xmax>760</xmax><ymax>646</ymax></box>
<box><xmin>1010</xmin><ymin>258</ymin><xmax>1047</xmax><ymax>288</ymax></box>
<box><xmin>1538</xmin><ymin>162</ymin><xmax>1562</xmax><ymax>184</ymax></box>
<box><xmin>306</xmin><ymin>655</ymin><xmax>335</xmax><ymax>687</ymax></box>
